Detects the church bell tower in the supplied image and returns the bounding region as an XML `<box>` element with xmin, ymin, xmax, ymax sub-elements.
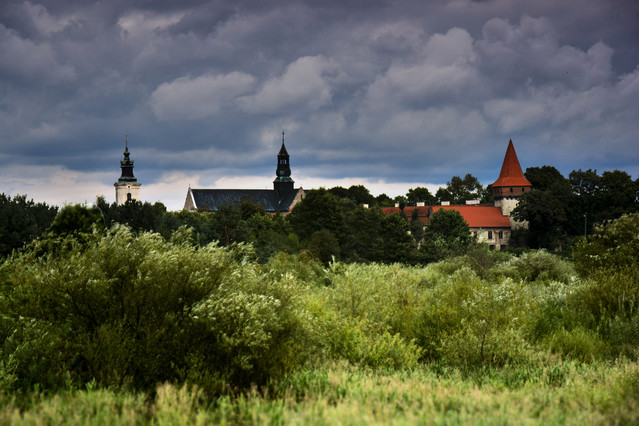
<box><xmin>114</xmin><ymin>137</ymin><xmax>141</xmax><ymax>205</ymax></box>
<box><xmin>273</xmin><ymin>131</ymin><xmax>295</xmax><ymax>197</ymax></box>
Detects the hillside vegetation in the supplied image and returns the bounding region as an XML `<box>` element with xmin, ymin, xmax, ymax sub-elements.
<box><xmin>1</xmin><ymin>214</ymin><xmax>638</xmax><ymax>423</ymax></box>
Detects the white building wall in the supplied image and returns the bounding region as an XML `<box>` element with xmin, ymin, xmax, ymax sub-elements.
<box><xmin>494</xmin><ymin>197</ymin><xmax>528</xmax><ymax>230</ymax></box>
<box><xmin>115</xmin><ymin>182</ymin><xmax>141</xmax><ymax>205</ymax></box>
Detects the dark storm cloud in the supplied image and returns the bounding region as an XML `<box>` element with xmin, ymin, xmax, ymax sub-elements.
<box><xmin>1</xmin><ymin>0</ymin><xmax>638</xmax><ymax>208</ymax></box>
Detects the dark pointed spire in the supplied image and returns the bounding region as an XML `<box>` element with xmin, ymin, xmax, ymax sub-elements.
<box><xmin>119</xmin><ymin>136</ymin><xmax>137</xmax><ymax>183</ymax></box>
<box><xmin>274</xmin><ymin>131</ymin><xmax>294</xmax><ymax>195</ymax></box>
<box><xmin>279</xmin><ymin>130</ymin><xmax>289</xmax><ymax>156</ymax></box>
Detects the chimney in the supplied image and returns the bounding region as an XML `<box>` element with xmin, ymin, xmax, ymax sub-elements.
<box><xmin>466</xmin><ymin>199</ymin><xmax>480</xmax><ymax>205</ymax></box>
<box><xmin>395</xmin><ymin>203</ymin><xmax>400</xmax><ymax>208</ymax></box>
<box><xmin>441</xmin><ymin>201</ymin><xmax>450</xmax><ymax>206</ymax></box>
<box><xmin>416</xmin><ymin>202</ymin><xmax>425</xmax><ymax>207</ymax></box>
<box><xmin>363</xmin><ymin>203</ymin><xmax>369</xmax><ymax>209</ymax></box>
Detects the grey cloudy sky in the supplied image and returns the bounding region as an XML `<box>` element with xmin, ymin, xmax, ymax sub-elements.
<box><xmin>1</xmin><ymin>0</ymin><xmax>638</xmax><ymax>210</ymax></box>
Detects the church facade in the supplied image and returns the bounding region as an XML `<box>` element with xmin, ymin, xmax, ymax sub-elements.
<box><xmin>183</xmin><ymin>133</ymin><xmax>305</xmax><ymax>213</ymax></box>
<box><xmin>382</xmin><ymin>140</ymin><xmax>531</xmax><ymax>250</ymax></box>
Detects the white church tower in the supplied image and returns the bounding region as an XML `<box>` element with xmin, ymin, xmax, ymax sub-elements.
<box><xmin>114</xmin><ymin>137</ymin><xmax>141</xmax><ymax>205</ymax></box>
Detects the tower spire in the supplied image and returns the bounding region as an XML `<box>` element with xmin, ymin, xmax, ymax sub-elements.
<box><xmin>114</xmin><ymin>136</ymin><xmax>141</xmax><ymax>205</ymax></box>
<box><xmin>274</xmin><ymin>132</ymin><xmax>294</xmax><ymax>196</ymax></box>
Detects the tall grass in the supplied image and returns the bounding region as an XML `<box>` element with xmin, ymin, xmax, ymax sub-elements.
<box><xmin>3</xmin><ymin>360</ymin><xmax>638</xmax><ymax>424</ymax></box>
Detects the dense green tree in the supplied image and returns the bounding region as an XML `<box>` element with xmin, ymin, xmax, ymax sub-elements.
<box><xmin>328</xmin><ymin>186</ymin><xmax>350</xmax><ymax>200</ymax></box>
<box><xmin>568</xmin><ymin>169</ymin><xmax>638</xmax><ymax>234</ymax></box>
<box><xmin>419</xmin><ymin>208</ymin><xmax>473</xmax><ymax>262</ymax></box>
<box><xmin>378</xmin><ymin>213</ymin><xmax>417</xmax><ymax>263</ymax></box>
<box><xmin>526</xmin><ymin>166</ymin><xmax>568</xmax><ymax>191</ymax></box>
<box><xmin>245</xmin><ymin>212</ymin><xmax>300</xmax><ymax>262</ymax></box>
<box><xmin>409</xmin><ymin>209</ymin><xmax>425</xmax><ymax>242</ymax></box>
<box><xmin>599</xmin><ymin>170</ymin><xmax>638</xmax><ymax>220</ymax></box>
<box><xmin>159</xmin><ymin>210</ymin><xmax>220</xmax><ymax>245</ymax></box>
<box><xmin>288</xmin><ymin>188</ymin><xmax>346</xmax><ymax>243</ymax></box>
<box><xmin>329</xmin><ymin>185</ymin><xmax>376</xmax><ymax>206</ymax></box>
<box><xmin>393</xmin><ymin>195</ymin><xmax>408</xmax><ymax>209</ymax></box>
<box><xmin>375</xmin><ymin>193</ymin><xmax>394</xmax><ymax>207</ymax></box>
<box><xmin>480</xmin><ymin>184</ymin><xmax>494</xmax><ymax>204</ymax></box>
<box><xmin>48</xmin><ymin>204</ymin><xmax>105</xmax><ymax>236</ymax></box>
<box><xmin>96</xmin><ymin>197</ymin><xmax>166</xmax><ymax>233</ymax></box>
<box><xmin>406</xmin><ymin>187</ymin><xmax>436</xmax><ymax>206</ymax></box>
<box><xmin>573</xmin><ymin>213</ymin><xmax>639</xmax><ymax>277</ymax></box>
<box><xmin>436</xmin><ymin>174</ymin><xmax>483</xmax><ymax>204</ymax></box>
<box><xmin>309</xmin><ymin>229</ymin><xmax>341</xmax><ymax>264</ymax></box>
<box><xmin>511</xmin><ymin>190</ymin><xmax>567</xmax><ymax>248</ymax></box>
<box><xmin>0</xmin><ymin>193</ymin><xmax>58</xmax><ymax>256</ymax></box>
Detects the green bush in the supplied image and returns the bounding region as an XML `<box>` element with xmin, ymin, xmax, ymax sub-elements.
<box><xmin>0</xmin><ymin>225</ymin><xmax>312</xmax><ymax>394</ymax></box>
<box><xmin>569</xmin><ymin>214</ymin><xmax>639</xmax><ymax>357</ymax></box>
<box><xmin>574</xmin><ymin>213</ymin><xmax>639</xmax><ymax>277</ymax></box>
<box><xmin>545</xmin><ymin>328</ymin><xmax>607</xmax><ymax>362</ymax></box>
<box><xmin>417</xmin><ymin>268</ymin><xmax>534</xmax><ymax>367</ymax></box>
<box><xmin>499</xmin><ymin>250</ymin><xmax>575</xmax><ymax>284</ymax></box>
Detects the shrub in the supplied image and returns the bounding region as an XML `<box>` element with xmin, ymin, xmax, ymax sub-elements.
<box><xmin>0</xmin><ymin>225</ymin><xmax>312</xmax><ymax>394</ymax></box>
<box><xmin>545</xmin><ymin>328</ymin><xmax>607</xmax><ymax>362</ymax></box>
<box><xmin>416</xmin><ymin>268</ymin><xmax>534</xmax><ymax>367</ymax></box>
<box><xmin>574</xmin><ymin>213</ymin><xmax>639</xmax><ymax>277</ymax></box>
<box><xmin>499</xmin><ymin>250</ymin><xmax>575</xmax><ymax>284</ymax></box>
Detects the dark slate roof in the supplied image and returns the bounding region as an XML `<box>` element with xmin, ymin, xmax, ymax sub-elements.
<box><xmin>190</xmin><ymin>189</ymin><xmax>295</xmax><ymax>212</ymax></box>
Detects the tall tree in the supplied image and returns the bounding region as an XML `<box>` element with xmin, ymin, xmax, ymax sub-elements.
<box><xmin>420</xmin><ymin>208</ymin><xmax>472</xmax><ymax>262</ymax></box>
<box><xmin>287</xmin><ymin>188</ymin><xmax>346</xmax><ymax>243</ymax></box>
<box><xmin>406</xmin><ymin>187</ymin><xmax>436</xmax><ymax>206</ymax></box>
<box><xmin>511</xmin><ymin>190</ymin><xmax>567</xmax><ymax>248</ymax></box>
<box><xmin>0</xmin><ymin>193</ymin><xmax>58</xmax><ymax>256</ymax></box>
<box><xmin>436</xmin><ymin>174</ymin><xmax>483</xmax><ymax>204</ymax></box>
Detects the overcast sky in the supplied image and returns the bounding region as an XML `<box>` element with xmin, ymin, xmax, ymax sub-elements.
<box><xmin>2</xmin><ymin>0</ymin><xmax>638</xmax><ymax>210</ymax></box>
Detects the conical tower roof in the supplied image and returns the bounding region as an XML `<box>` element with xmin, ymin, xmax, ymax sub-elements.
<box><xmin>492</xmin><ymin>140</ymin><xmax>532</xmax><ymax>188</ymax></box>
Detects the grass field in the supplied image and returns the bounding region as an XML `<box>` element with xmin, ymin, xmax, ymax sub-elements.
<box><xmin>3</xmin><ymin>359</ymin><xmax>638</xmax><ymax>425</ymax></box>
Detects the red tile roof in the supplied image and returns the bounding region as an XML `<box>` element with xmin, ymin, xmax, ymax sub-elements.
<box><xmin>432</xmin><ymin>205</ymin><xmax>511</xmax><ymax>228</ymax></box>
<box><xmin>382</xmin><ymin>205</ymin><xmax>511</xmax><ymax>228</ymax></box>
<box><xmin>492</xmin><ymin>140</ymin><xmax>532</xmax><ymax>188</ymax></box>
<box><xmin>381</xmin><ymin>206</ymin><xmax>431</xmax><ymax>224</ymax></box>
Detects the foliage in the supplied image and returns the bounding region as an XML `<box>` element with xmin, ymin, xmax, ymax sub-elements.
<box><xmin>328</xmin><ymin>185</ymin><xmax>377</xmax><ymax>206</ymax></box>
<box><xmin>420</xmin><ymin>208</ymin><xmax>473</xmax><ymax>262</ymax></box>
<box><xmin>289</xmin><ymin>189</ymin><xmax>418</xmax><ymax>263</ymax></box>
<box><xmin>406</xmin><ymin>186</ymin><xmax>436</xmax><ymax>206</ymax></box>
<box><xmin>96</xmin><ymin>197</ymin><xmax>166</xmax><ymax>233</ymax></box>
<box><xmin>512</xmin><ymin>189</ymin><xmax>567</xmax><ymax>248</ymax></box>
<box><xmin>2</xmin><ymin>361</ymin><xmax>639</xmax><ymax>424</ymax></box>
<box><xmin>0</xmin><ymin>193</ymin><xmax>58</xmax><ymax>257</ymax></box>
<box><xmin>436</xmin><ymin>174</ymin><xmax>483</xmax><ymax>204</ymax></box>
<box><xmin>1</xmin><ymin>211</ymin><xmax>639</xmax><ymax>419</ymax></box>
<box><xmin>0</xmin><ymin>225</ymin><xmax>312</xmax><ymax>395</ymax></box>
<box><xmin>573</xmin><ymin>213</ymin><xmax>639</xmax><ymax>277</ymax></box>
<box><xmin>48</xmin><ymin>204</ymin><xmax>105</xmax><ymax>236</ymax></box>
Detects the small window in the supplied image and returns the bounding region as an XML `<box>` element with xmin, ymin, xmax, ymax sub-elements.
<box><xmin>488</xmin><ymin>231</ymin><xmax>493</xmax><ymax>240</ymax></box>
<box><xmin>498</xmin><ymin>231</ymin><xmax>503</xmax><ymax>239</ymax></box>
<box><xmin>500</xmin><ymin>244</ymin><xmax>507</xmax><ymax>251</ymax></box>
<box><xmin>127</xmin><ymin>193</ymin><xmax>132</xmax><ymax>201</ymax></box>
<box><xmin>473</xmin><ymin>231</ymin><xmax>477</xmax><ymax>238</ymax></box>
<box><xmin>510</xmin><ymin>188</ymin><xmax>514</xmax><ymax>193</ymax></box>
<box><xmin>490</xmin><ymin>245</ymin><xmax>495</xmax><ymax>250</ymax></box>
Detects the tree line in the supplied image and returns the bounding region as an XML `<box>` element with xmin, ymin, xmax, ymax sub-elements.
<box><xmin>1</xmin><ymin>166</ymin><xmax>637</xmax><ymax>261</ymax></box>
